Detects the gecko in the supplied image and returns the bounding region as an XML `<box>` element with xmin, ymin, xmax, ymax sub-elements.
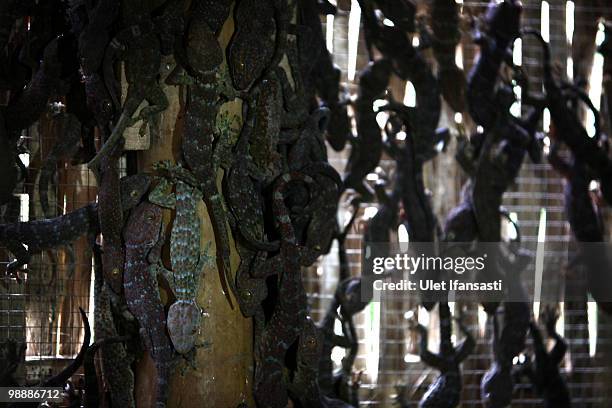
<box><xmin>343</xmin><ymin>59</ymin><xmax>391</xmax><ymax>201</ymax></box>
<box><xmin>289</xmin><ymin>317</ymin><xmax>357</xmax><ymax>407</ymax></box>
<box><xmin>467</xmin><ymin>0</ymin><xmax>522</xmax><ymax>130</ymax></box>
<box><xmin>92</xmin><ymin>242</ymin><xmax>136</xmax><ymax>408</ymax></box>
<box><xmin>515</xmin><ymin>308</ymin><xmax>571</xmax><ymax>408</ymax></box>
<box><xmin>77</xmin><ymin>0</ymin><xmax>118</xmax><ymax>136</ymax></box>
<box><xmin>297</xmin><ymin>0</ymin><xmax>351</xmax><ymax>152</ymax></box>
<box><xmin>423</xmin><ymin>0</ymin><xmax>465</xmax><ymax>112</ymax></box>
<box><xmin>97</xmin><ymin>134</ymin><xmax>126</xmax><ymax>295</ymax></box>
<box><xmin>149</xmin><ymin>162</ymin><xmax>215</xmax><ymax>358</ymax></box>
<box><xmin>228</xmin><ymin>0</ymin><xmax>277</xmax><ymax>91</ymax></box>
<box><xmin>527</xmin><ymin>28</ymin><xmax>612</xmax><ymax>206</ymax></box>
<box><xmin>170</xmin><ymin>4</ymin><xmax>240</xmax><ymax>301</ymax></box>
<box><xmin>83</xmin><ymin>335</ymin><xmax>130</xmax><ymax>408</ymax></box>
<box><xmin>546</xmin><ymin>95</ymin><xmax>612</xmax><ymax>314</ymax></box>
<box><xmin>253</xmin><ymin>172</ymin><xmax>318</xmax><ymax>408</ymax></box>
<box><xmin>410</xmin><ymin>304</ymin><xmax>475</xmax><ymax>408</ymax></box>
<box><xmin>123</xmin><ymin>200</ymin><xmax>173</xmax><ymax>408</ymax></box>
<box><xmin>89</xmin><ymin>6</ymin><xmax>168</xmax><ymax>176</ymax></box>
<box><xmin>0</xmin><ymin>174</ymin><xmax>150</xmax><ymax>284</ymax></box>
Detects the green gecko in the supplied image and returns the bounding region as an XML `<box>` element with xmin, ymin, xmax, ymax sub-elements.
<box><xmin>149</xmin><ymin>161</ymin><xmax>215</xmax><ymax>359</ymax></box>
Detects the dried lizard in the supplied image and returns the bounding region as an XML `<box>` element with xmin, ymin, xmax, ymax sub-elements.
<box><xmin>97</xmin><ymin>134</ymin><xmax>126</xmax><ymax>295</ymax></box>
<box><xmin>78</xmin><ymin>0</ymin><xmax>118</xmax><ymax>133</ymax></box>
<box><xmin>424</xmin><ymin>0</ymin><xmax>465</xmax><ymax>112</ymax></box>
<box><xmin>89</xmin><ymin>7</ymin><xmax>168</xmax><ymax>176</ymax></box>
<box><xmin>410</xmin><ymin>304</ymin><xmax>475</xmax><ymax>408</ymax></box>
<box><xmin>253</xmin><ymin>172</ymin><xmax>316</xmax><ymax>408</ymax></box>
<box><xmin>0</xmin><ymin>174</ymin><xmax>150</xmax><ymax>283</ymax></box>
<box><xmin>171</xmin><ymin>6</ymin><xmax>239</xmax><ymax>301</ymax></box>
<box><xmin>515</xmin><ymin>308</ymin><xmax>571</xmax><ymax>408</ymax></box>
<box><xmin>149</xmin><ymin>162</ymin><xmax>215</xmax><ymax>359</ymax></box>
<box><xmin>289</xmin><ymin>317</ymin><xmax>356</xmax><ymax>407</ymax></box>
<box><xmin>343</xmin><ymin>59</ymin><xmax>391</xmax><ymax>201</ymax></box>
<box><xmin>123</xmin><ymin>200</ymin><xmax>173</xmax><ymax>408</ymax></box>
<box><xmin>83</xmin><ymin>335</ymin><xmax>130</xmax><ymax>408</ymax></box>
<box><xmin>527</xmin><ymin>28</ymin><xmax>612</xmax><ymax>206</ymax></box>
<box><xmin>467</xmin><ymin>0</ymin><xmax>522</xmax><ymax>129</ymax></box>
<box><xmin>228</xmin><ymin>0</ymin><xmax>277</xmax><ymax>91</ymax></box>
<box><xmin>92</xmin><ymin>243</ymin><xmax>135</xmax><ymax>408</ymax></box>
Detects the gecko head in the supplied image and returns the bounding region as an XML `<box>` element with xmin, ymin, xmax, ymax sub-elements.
<box><xmin>297</xmin><ymin>318</ymin><xmax>322</xmax><ymax>368</ymax></box>
<box><xmin>185</xmin><ymin>18</ymin><xmax>223</xmax><ymax>77</ymax></box>
<box><xmin>227</xmin><ymin>1</ymin><xmax>275</xmax><ymax>91</ymax></box>
<box><xmin>120</xmin><ymin>174</ymin><xmax>152</xmax><ymax>210</ymax></box>
<box><xmin>167</xmin><ymin>301</ymin><xmax>202</xmax><ymax>355</ymax></box>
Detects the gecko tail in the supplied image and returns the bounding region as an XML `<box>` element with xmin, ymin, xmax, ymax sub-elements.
<box><xmin>209</xmin><ymin>196</ymin><xmax>236</xmax><ymax>307</ymax></box>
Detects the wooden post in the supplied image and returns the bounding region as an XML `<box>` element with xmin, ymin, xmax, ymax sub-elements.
<box><xmin>132</xmin><ymin>5</ymin><xmax>254</xmax><ymax>407</ymax></box>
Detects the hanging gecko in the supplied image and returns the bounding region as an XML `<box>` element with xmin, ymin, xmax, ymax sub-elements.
<box><xmin>92</xmin><ymin>243</ymin><xmax>136</xmax><ymax>408</ymax></box>
<box><xmin>289</xmin><ymin>317</ymin><xmax>356</xmax><ymax>407</ymax></box>
<box><xmin>149</xmin><ymin>162</ymin><xmax>215</xmax><ymax>358</ymax></box>
<box><xmin>0</xmin><ymin>174</ymin><xmax>150</xmax><ymax>283</ymax></box>
<box><xmin>423</xmin><ymin>0</ymin><xmax>465</xmax><ymax>112</ymax></box>
<box><xmin>482</xmin><ymin>250</ymin><xmax>530</xmax><ymax>408</ymax></box>
<box><xmin>97</xmin><ymin>136</ymin><xmax>126</xmax><ymax>295</ymax></box>
<box><xmin>78</xmin><ymin>0</ymin><xmax>118</xmax><ymax>132</ymax></box>
<box><xmin>297</xmin><ymin>0</ymin><xmax>351</xmax><ymax>152</ymax></box>
<box><xmin>89</xmin><ymin>7</ymin><xmax>168</xmax><ymax>175</ymax></box>
<box><xmin>410</xmin><ymin>304</ymin><xmax>475</xmax><ymax>408</ymax></box>
<box><xmin>467</xmin><ymin>0</ymin><xmax>522</xmax><ymax>129</ymax></box>
<box><xmin>343</xmin><ymin>59</ymin><xmax>391</xmax><ymax>201</ymax></box>
<box><xmin>225</xmin><ymin>99</ymin><xmax>279</xmax><ymax>252</ymax></box>
<box><xmin>4</xmin><ymin>37</ymin><xmax>63</xmax><ymax>136</ymax></box>
<box><xmin>123</xmin><ymin>200</ymin><xmax>173</xmax><ymax>408</ymax></box>
<box><xmin>83</xmin><ymin>335</ymin><xmax>130</xmax><ymax>408</ymax></box>
<box><xmin>527</xmin><ymin>28</ymin><xmax>612</xmax><ymax>206</ymax></box>
<box><xmin>253</xmin><ymin>172</ymin><xmax>317</xmax><ymax>408</ymax></box>
<box><xmin>515</xmin><ymin>308</ymin><xmax>571</xmax><ymax>408</ymax></box>
<box><xmin>171</xmin><ymin>6</ymin><xmax>239</xmax><ymax>301</ymax></box>
<box><xmin>228</xmin><ymin>0</ymin><xmax>277</xmax><ymax>91</ymax></box>
<box><xmin>547</xmin><ymin>106</ymin><xmax>612</xmax><ymax>313</ymax></box>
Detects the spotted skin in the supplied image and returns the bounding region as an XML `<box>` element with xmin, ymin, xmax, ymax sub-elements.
<box><xmin>123</xmin><ymin>201</ymin><xmax>173</xmax><ymax>408</ymax></box>
<box><xmin>253</xmin><ymin>172</ymin><xmax>317</xmax><ymax>408</ymax></box>
<box><xmin>98</xmin><ymin>137</ymin><xmax>126</xmax><ymax>295</ymax></box>
<box><xmin>92</xmin><ymin>245</ymin><xmax>135</xmax><ymax>408</ymax></box>
<box><xmin>175</xmin><ymin>9</ymin><xmax>238</xmax><ymax>302</ymax></box>
<box><xmin>149</xmin><ymin>163</ymin><xmax>215</xmax><ymax>357</ymax></box>
<box><xmin>426</xmin><ymin>0</ymin><xmax>465</xmax><ymax>112</ymax></box>
<box><xmin>228</xmin><ymin>0</ymin><xmax>276</xmax><ymax>91</ymax></box>
<box><xmin>0</xmin><ymin>174</ymin><xmax>150</xmax><ymax>283</ymax></box>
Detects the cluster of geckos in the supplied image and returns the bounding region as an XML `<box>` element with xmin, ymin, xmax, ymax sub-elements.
<box><xmin>1</xmin><ymin>0</ymin><xmax>612</xmax><ymax>407</ymax></box>
<box><xmin>341</xmin><ymin>0</ymin><xmax>612</xmax><ymax>407</ymax></box>
<box><xmin>0</xmin><ymin>0</ymin><xmax>345</xmax><ymax>407</ymax></box>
